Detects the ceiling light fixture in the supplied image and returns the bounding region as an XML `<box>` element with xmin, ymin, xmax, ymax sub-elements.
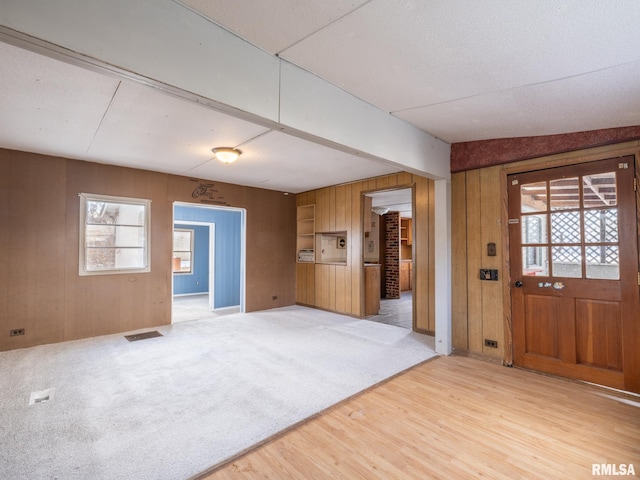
<box><xmin>212</xmin><ymin>147</ymin><xmax>241</xmax><ymax>164</ymax></box>
<box><xmin>372</xmin><ymin>207</ymin><xmax>390</xmax><ymax>215</ymax></box>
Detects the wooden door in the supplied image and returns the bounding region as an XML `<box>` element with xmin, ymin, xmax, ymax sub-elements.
<box><xmin>508</xmin><ymin>156</ymin><xmax>639</xmax><ymax>392</ymax></box>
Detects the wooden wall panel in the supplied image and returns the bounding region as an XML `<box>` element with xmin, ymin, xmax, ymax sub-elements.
<box><xmin>0</xmin><ymin>151</ymin><xmax>67</xmax><ymax>351</ymax></box>
<box><xmin>465</xmin><ymin>169</ymin><xmax>484</xmax><ymax>353</ymax></box>
<box><xmin>0</xmin><ymin>148</ymin><xmax>297</xmax><ymax>351</ymax></box>
<box><xmin>375</xmin><ymin>176</ymin><xmax>390</xmax><ymax>190</ymax></box>
<box><xmin>451</xmin><ymin>172</ymin><xmax>469</xmax><ymax>349</ymax></box>
<box><xmin>396</xmin><ymin>172</ymin><xmax>413</xmax><ymax>186</ymax></box>
<box><xmin>315</xmin><ymin>188</ymin><xmax>326</xmax><ymax>233</ymax></box>
<box><xmin>428</xmin><ymin>177</ymin><xmax>436</xmax><ymax>332</ymax></box>
<box><xmin>64</xmin><ymin>161</ymin><xmax>170</xmax><ymax>340</ymax></box>
<box><xmin>297</xmin><ymin>172</ymin><xmax>435</xmax><ymax>327</ymax></box>
<box><xmin>480</xmin><ymin>166</ymin><xmax>504</xmax><ymax>358</ymax></box>
<box><xmin>450</xmin><ymin>142</ymin><xmax>640</xmax><ymax>364</ymax></box>
<box><xmin>414</xmin><ymin>175</ymin><xmax>431</xmax><ymax>333</ymax></box>
<box><xmin>328</xmin><ymin>186</ymin><xmax>336</xmax><ymax>232</ymax></box>
<box><xmin>315</xmin><ymin>264</ymin><xmax>330</xmax><ymax>310</ymax></box>
<box><xmin>350</xmin><ymin>181</ymin><xmax>364</xmax><ymax>317</ymax></box>
<box><xmin>342</xmin><ymin>183</ymin><xmax>352</xmax><ymax>314</ymax></box>
<box><xmin>335</xmin><ymin>184</ymin><xmax>347</xmax><ymax>232</ymax></box>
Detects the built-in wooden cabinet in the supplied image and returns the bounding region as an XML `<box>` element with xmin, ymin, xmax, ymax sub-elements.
<box><xmin>400</xmin><ymin>261</ymin><xmax>412</xmax><ymax>292</ymax></box>
<box><xmin>401</xmin><ymin>218</ymin><xmax>412</xmax><ymax>245</ymax></box>
<box><xmin>296</xmin><ymin>204</ymin><xmax>315</xmax><ymax>262</ymax></box>
<box><xmin>365</xmin><ymin>264</ymin><xmax>381</xmax><ymax>315</ymax></box>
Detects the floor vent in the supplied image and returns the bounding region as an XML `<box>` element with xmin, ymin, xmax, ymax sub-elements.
<box><xmin>29</xmin><ymin>388</ymin><xmax>55</xmax><ymax>406</ymax></box>
<box><xmin>124</xmin><ymin>331</ymin><xmax>163</xmax><ymax>342</ymax></box>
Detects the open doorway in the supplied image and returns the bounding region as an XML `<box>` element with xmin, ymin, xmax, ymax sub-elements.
<box><xmin>363</xmin><ymin>188</ymin><xmax>414</xmax><ymax>329</ymax></box>
<box><xmin>172</xmin><ymin>202</ymin><xmax>246</xmax><ymax>323</ymax></box>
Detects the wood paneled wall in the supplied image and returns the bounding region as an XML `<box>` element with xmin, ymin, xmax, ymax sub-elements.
<box><xmin>0</xmin><ymin>148</ymin><xmax>296</xmax><ymax>351</ymax></box>
<box><xmin>451</xmin><ymin>140</ymin><xmax>640</xmax><ymax>361</ymax></box>
<box><xmin>296</xmin><ymin>172</ymin><xmax>435</xmax><ymax>333</ymax></box>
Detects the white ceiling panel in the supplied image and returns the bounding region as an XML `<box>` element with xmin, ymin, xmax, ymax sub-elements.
<box><xmin>0</xmin><ymin>41</ymin><xmax>119</xmax><ymax>158</ymax></box>
<box><xmin>86</xmin><ymin>81</ymin><xmax>270</xmax><ymax>176</ymax></box>
<box><xmin>396</xmin><ymin>61</ymin><xmax>640</xmax><ymax>143</ymax></box>
<box><xmin>2</xmin><ymin>1</ymin><xmax>640</xmax><ymax>193</ymax></box>
<box><xmin>187</xmin><ymin>129</ymin><xmax>399</xmax><ymax>193</ymax></box>
<box><xmin>177</xmin><ymin>0</ymin><xmax>369</xmax><ymax>55</ymax></box>
<box><xmin>279</xmin><ymin>0</ymin><xmax>640</xmax><ymax>114</ymax></box>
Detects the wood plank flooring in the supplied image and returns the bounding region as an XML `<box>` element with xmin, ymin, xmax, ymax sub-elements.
<box><xmin>198</xmin><ymin>355</ymin><xmax>640</xmax><ymax>479</ymax></box>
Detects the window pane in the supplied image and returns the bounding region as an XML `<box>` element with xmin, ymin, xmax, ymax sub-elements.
<box><xmin>173</xmin><ymin>252</ymin><xmax>192</xmax><ymax>273</ymax></box>
<box><xmin>173</xmin><ymin>230</ymin><xmax>192</xmax><ymax>252</ymax></box>
<box><xmin>86</xmin><ymin>201</ymin><xmax>145</xmax><ymax>226</ymax></box>
<box><xmin>586</xmin><ymin>246</ymin><xmax>619</xmax><ymax>280</ymax></box>
<box><xmin>552</xmin><ymin>246</ymin><xmax>582</xmax><ymax>278</ymax></box>
<box><xmin>115</xmin><ymin>226</ymin><xmax>145</xmax><ymax>247</ymax></box>
<box><xmin>86</xmin><ymin>248</ymin><xmax>116</xmax><ymax>271</ymax></box>
<box><xmin>521</xmin><ymin>182</ymin><xmax>547</xmax><ymax>212</ymax></box>
<box><xmin>550</xmin><ymin>211</ymin><xmax>580</xmax><ymax>244</ymax></box>
<box><xmin>550</xmin><ymin>177</ymin><xmax>579</xmax><ymax>210</ymax></box>
<box><xmin>115</xmin><ymin>248</ymin><xmax>146</xmax><ymax>269</ymax></box>
<box><xmin>583</xmin><ymin>172</ymin><xmax>617</xmax><ymax>208</ymax></box>
<box><xmin>522</xmin><ymin>246</ymin><xmax>548</xmax><ymax>276</ymax></box>
<box><xmin>86</xmin><ymin>225</ymin><xmax>116</xmax><ymax>247</ymax></box>
<box><xmin>521</xmin><ymin>214</ymin><xmax>547</xmax><ymax>244</ymax></box>
<box><xmin>584</xmin><ymin>209</ymin><xmax>618</xmax><ymax>243</ymax></box>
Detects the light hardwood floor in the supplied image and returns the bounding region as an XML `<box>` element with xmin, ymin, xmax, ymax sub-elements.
<box><xmin>198</xmin><ymin>355</ymin><xmax>640</xmax><ymax>479</ymax></box>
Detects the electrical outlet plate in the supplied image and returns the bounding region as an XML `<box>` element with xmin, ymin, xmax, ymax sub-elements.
<box><xmin>10</xmin><ymin>328</ymin><xmax>25</xmax><ymax>336</ymax></box>
<box><xmin>484</xmin><ymin>339</ymin><xmax>498</xmax><ymax>348</ymax></box>
<box><xmin>480</xmin><ymin>269</ymin><xmax>499</xmax><ymax>281</ymax></box>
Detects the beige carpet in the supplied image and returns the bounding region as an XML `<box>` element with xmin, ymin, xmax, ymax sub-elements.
<box><xmin>0</xmin><ymin>305</ymin><xmax>436</xmax><ymax>480</ymax></box>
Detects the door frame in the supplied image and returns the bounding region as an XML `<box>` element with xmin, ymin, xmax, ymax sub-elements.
<box><xmin>173</xmin><ymin>220</ymin><xmax>216</xmax><ymax>311</ymax></box>
<box><xmin>361</xmin><ymin>185</ymin><xmax>417</xmax><ymax>331</ymax></box>
<box><xmin>499</xmin><ymin>143</ymin><xmax>640</xmax><ymax>374</ymax></box>
<box><xmin>172</xmin><ymin>202</ymin><xmax>247</xmax><ymax>320</ymax></box>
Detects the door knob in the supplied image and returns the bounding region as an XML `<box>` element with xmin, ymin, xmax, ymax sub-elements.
<box><xmin>514</xmin><ymin>280</ymin><xmax>523</xmax><ymax>288</ymax></box>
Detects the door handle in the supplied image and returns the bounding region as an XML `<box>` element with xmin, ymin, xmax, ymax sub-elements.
<box><xmin>514</xmin><ymin>280</ymin><xmax>523</xmax><ymax>288</ymax></box>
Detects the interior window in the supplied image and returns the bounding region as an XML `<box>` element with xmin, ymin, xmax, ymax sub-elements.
<box><xmin>173</xmin><ymin>229</ymin><xmax>194</xmax><ymax>274</ymax></box>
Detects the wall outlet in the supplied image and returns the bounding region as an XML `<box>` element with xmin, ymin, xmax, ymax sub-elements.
<box><xmin>272</xmin><ymin>295</ymin><xmax>278</xmax><ymax>300</ymax></box>
<box><xmin>10</xmin><ymin>328</ymin><xmax>25</xmax><ymax>337</ymax></box>
<box><xmin>484</xmin><ymin>339</ymin><xmax>498</xmax><ymax>348</ymax></box>
<box><xmin>480</xmin><ymin>269</ymin><xmax>499</xmax><ymax>281</ymax></box>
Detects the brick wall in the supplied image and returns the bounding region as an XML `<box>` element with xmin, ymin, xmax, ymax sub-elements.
<box><xmin>384</xmin><ymin>211</ymin><xmax>400</xmax><ymax>298</ymax></box>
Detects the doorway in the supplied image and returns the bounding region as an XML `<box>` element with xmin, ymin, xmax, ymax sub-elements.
<box><xmin>508</xmin><ymin>156</ymin><xmax>639</xmax><ymax>392</ymax></box>
<box><xmin>172</xmin><ymin>202</ymin><xmax>246</xmax><ymax>323</ymax></box>
<box><xmin>363</xmin><ymin>188</ymin><xmax>414</xmax><ymax>330</ymax></box>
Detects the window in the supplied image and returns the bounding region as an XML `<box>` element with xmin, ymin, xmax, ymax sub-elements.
<box><xmin>520</xmin><ymin>170</ymin><xmax>619</xmax><ymax>280</ymax></box>
<box><xmin>173</xmin><ymin>229</ymin><xmax>194</xmax><ymax>274</ymax></box>
<box><xmin>79</xmin><ymin>193</ymin><xmax>150</xmax><ymax>275</ymax></box>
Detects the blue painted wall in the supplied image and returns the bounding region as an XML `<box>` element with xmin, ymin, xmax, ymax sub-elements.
<box><xmin>173</xmin><ymin>224</ymin><xmax>209</xmax><ymax>295</ymax></box>
<box><xmin>173</xmin><ymin>205</ymin><xmax>242</xmax><ymax>308</ymax></box>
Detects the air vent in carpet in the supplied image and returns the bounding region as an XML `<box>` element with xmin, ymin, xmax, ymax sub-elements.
<box><xmin>124</xmin><ymin>331</ymin><xmax>163</xmax><ymax>342</ymax></box>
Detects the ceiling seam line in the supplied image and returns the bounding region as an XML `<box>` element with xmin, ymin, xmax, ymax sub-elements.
<box><xmin>391</xmin><ymin>58</ymin><xmax>640</xmax><ymax>114</ymax></box>
<box><xmin>275</xmin><ymin>0</ymin><xmax>376</xmax><ymax>57</ymax></box>
<box><xmin>85</xmin><ymin>81</ymin><xmax>122</xmax><ymax>155</ymax></box>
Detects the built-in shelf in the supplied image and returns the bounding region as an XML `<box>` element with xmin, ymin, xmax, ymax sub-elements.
<box><xmin>297</xmin><ymin>205</ymin><xmax>315</xmax><ymax>262</ymax></box>
<box><xmin>315</xmin><ymin>231</ymin><xmax>347</xmax><ymax>265</ymax></box>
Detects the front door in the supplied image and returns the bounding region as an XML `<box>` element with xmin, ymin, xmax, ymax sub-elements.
<box><xmin>508</xmin><ymin>156</ymin><xmax>639</xmax><ymax>393</ymax></box>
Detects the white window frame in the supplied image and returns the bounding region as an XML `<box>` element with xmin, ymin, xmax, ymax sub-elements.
<box><xmin>79</xmin><ymin>193</ymin><xmax>151</xmax><ymax>276</ymax></box>
<box><xmin>173</xmin><ymin>228</ymin><xmax>195</xmax><ymax>274</ymax></box>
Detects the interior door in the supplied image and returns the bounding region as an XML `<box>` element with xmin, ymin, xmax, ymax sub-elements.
<box><xmin>508</xmin><ymin>156</ymin><xmax>639</xmax><ymax>393</ymax></box>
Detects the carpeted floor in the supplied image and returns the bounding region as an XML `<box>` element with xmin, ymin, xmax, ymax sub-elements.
<box><xmin>0</xmin><ymin>306</ymin><xmax>436</xmax><ymax>480</ymax></box>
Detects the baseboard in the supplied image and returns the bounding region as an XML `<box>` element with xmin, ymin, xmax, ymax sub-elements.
<box><xmin>452</xmin><ymin>347</ymin><xmax>504</xmax><ymax>366</ymax></box>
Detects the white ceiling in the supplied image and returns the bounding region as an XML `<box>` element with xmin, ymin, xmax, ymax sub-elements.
<box><xmin>1</xmin><ymin>1</ymin><xmax>639</xmax><ymax>195</ymax></box>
